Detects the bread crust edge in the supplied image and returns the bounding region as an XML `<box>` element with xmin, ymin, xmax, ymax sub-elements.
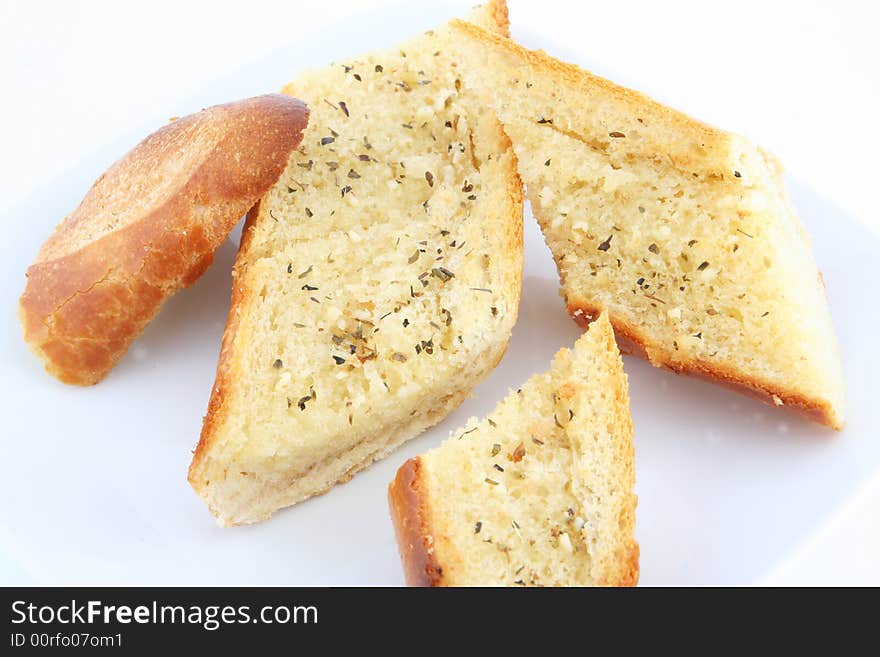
<box><xmin>568</xmin><ymin>302</ymin><xmax>842</xmax><ymax>430</ymax></box>
<box><xmin>388</xmin><ymin>457</ymin><xmax>446</xmax><ymax>586</ymax></box>
<box><xmin>188</xmin><ymin>201</ymin><xmax>263</xmax><ymax>490</ymax></box>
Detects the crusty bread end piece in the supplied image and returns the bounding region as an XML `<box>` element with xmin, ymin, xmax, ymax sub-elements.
<box><xmin>389</xmin><ymin>312</ymin><xmax>638</xmax><ymax>586</ymax></box>
<box><xmin>189</xmin><ymin>3</ymin><xmax>522</xmax><ymax>526</ymax></box>
<box><xmin>449</xmin><ymin>21</ymin><xmax>845</xmax><ymax>429</ymax></box>
<box><xmin>19</xmin><ymin>94</ymin><xmax>309</xmax><ymax>385</ymax></box>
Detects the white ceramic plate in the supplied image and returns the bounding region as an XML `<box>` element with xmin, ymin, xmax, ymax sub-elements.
<box><xmin>1</xmin><ymin>6</ymin><xmax>876</xmax><ymax>586</ymax></box>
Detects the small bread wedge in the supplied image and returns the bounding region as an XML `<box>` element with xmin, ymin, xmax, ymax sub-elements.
<box><xmin>449</xmin><ymin>21</ymin><xmax>845</xmax><ymax>429</ymax></box>
<box><xmin>389</xmin><ymin>312</ymin><xmax>638</xmax><ymax>586</ymax></box>
<box><xmin>19</xmin><ymin>94</ymin><xmax>309</xmax><ymax>385</ymax></box>
<box><xmin>188</xmin><ymin>2</ymin><xmax>523</xmax><ymax>525</ymax></box>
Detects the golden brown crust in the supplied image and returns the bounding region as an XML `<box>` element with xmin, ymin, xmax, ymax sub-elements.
<box><xmin>569</xmin><ymin>302</ymin><xmax>841</xmax><ymax>430</ymax></box>
<box><xmin>19</xmin><ymin>95</ymin><xmax>309</xmax><ymax>385</ymax></box>
<box><xmin>388</xmin><ymin>458</ymin><xmax>446</xmax><ymax>586</ymax></box>
<box><xmin>614</xmin><ymin>543</ymin><xmax>641</xmax><ymax>587</ymax></box>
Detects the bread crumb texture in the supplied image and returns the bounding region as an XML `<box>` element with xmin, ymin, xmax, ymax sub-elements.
<box><xmin>189</xmin><ymin>3</ymin><xmax>523</xmax><ymax>525</ymax></box>
<box><xmin>394</xmin><ymin>312</ymin><xmax>637</xmax><ymax>586</ymax></box>
<box><xmin>449</xmin><ymin>21</ymin><xmax>845</xmax><ymax>429</ymax></box>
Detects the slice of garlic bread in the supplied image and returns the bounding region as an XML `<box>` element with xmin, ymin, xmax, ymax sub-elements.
<box><xmin>389</xmin><ymin>312</ymin><xmax>638</xmax><ymax>586</ymax></box>
<box><xmin>189</xmin><ymin>2</ymin><xmax>523</xmax><ymax>525</ymax></box>
<box><xmin>449</xmin><ymin>20</ymin><xmax>844</xmax><ymax>429</ymax></box>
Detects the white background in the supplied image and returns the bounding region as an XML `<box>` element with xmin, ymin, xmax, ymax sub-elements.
<box><xmin>0</xmin><ymin>0</ymin><xmax>877</xmax><ymax>585</ymax></box>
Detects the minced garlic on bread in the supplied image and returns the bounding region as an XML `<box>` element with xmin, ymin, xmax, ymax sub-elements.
<box><xmin>19</xmin><ymin>95</ymin><xmax>309</xmax><ymax>385</ymax></box>
<box><xmin>448</xmin><ymin>21</ymin><xmax>845</xmax><ymax>429</ymax></box>
<box><xmin>389</xmin><ymin>312</ymin><xmax>638</xmax><ymax>587</ymax></box>
<box><xmin>188</xmin><ymin>1</ymin><xmax>523</xmax><ymax>526</ymax></box>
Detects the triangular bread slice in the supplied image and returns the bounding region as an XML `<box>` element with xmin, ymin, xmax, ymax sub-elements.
<box><xmin>188</xmin><ymin>2</ymin><xmax>523</xmax><ymax>525</ymax></box>
<box><xmin>389</xmin><ymin>312</ymin><xmax>638</xmax><ymax>586</ymax></box>
<box><xmin>448</xmin><ymin>21</ymin><xmax>845</xmax><ymax>429</ymax></box>
<box><xmin>19</xmin><ymin>95</ymin><xmax>309</xmax><ymax>385</ymax></box>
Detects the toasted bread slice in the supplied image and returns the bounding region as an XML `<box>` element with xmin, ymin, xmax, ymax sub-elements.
<box><xmin>188</xmin><ymin>2</ymin><xmax>523</xmax><ymax>525</ymax></box>
<box><xmin>19</xmin><ymin>95</ymin><xmax>309</xmax><ymax>385</ymax></box>
<box><xmin>389</xmin><ymin>312</ymin><xmax>638</xmax><ymax>586</ymax></box>
<box><xmin>448</xmin><ymin>21</ymin><xmax>845</xmax><ymax>429</ymax></box>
